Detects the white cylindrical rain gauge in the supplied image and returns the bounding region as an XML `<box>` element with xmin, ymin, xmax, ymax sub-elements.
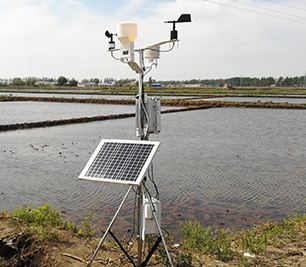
<box><xmin>117</xmin><ymin>23</ymin><xmax>137</xmax><ymax>45</ymax></box>
<box><xmin>117</xmin><ymin>23</ymin><xmax>137</xmax><ymax>62</ymax></box>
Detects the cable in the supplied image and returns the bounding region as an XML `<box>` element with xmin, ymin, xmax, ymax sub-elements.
<box><xmin>142</xmin><ymin>182</ymin><xmax>172</xmax><ymax>244</ymax></box>
<box><xmin>148</xmin><ymin>163</ymin><xmax>160</xmax><ymax>200</ymax></box>
<box><xmin>140</xmin><ymin>97</ymin><xmax>150</xmax><ymax>136</ymax></box>
<box><xmin>144</xmin><ymin>63</ymin><xmax>154</xmax><ymax>77</ymax></box>
<box><xmin>126</xmin><ymin>191</ymin><xmax>138</xmax><ymax>253</ymax></box>
<box><xmin>260</xmin><ymin>0</ymin><xmax>306</xmax><ymax>12</ymax></box>
<box><xmin>228</xmin><ymin>0</ymin><xmax>306</xmax><ymax>22</ymax></box>
<box><xmin>110</xmin><ymin>50</ymin><xmax>121</xmax><ymax>60</ymax></box>
<box><xmin>202</xmin><ymin>0</ymin><xmax>306</xmax><ymax>25</ymax></box>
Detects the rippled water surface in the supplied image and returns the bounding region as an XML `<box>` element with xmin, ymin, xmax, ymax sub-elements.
<box><xmin>0</xmin><ymin>102</ymin><xmax>178</xmax><ymax>125</ymax></box>
<box><xmin>200</xmin><ymin>96</ymin><xmax>306</xmax><ymax>104</ymax></box>
<box><xmin>1</xmin><ymin>108</ymin><xmax>306</xmax><ymax>234</ymax></box>
<box><xmin>0</xmin><ymin>102</ymin><xmax>135</xmax><ymax>124</ymax></box>
<box><xmin>0</xmin><ymin>92</ymin><xmax>190</xmax><ymax>100</ymax></box>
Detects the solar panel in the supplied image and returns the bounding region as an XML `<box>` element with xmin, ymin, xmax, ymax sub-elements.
<box><xmin>78</xmin><ymin>139</ymin><xmax>160</xmax><ymax>186</ymax></box>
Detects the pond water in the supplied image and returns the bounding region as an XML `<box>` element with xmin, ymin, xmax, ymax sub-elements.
<box><xmin>0</xmin><ymin>92</ymin><xmax>136</xmax><ymax>100</ymax></box>
<box><xmin>0</xmin><ymin>101</ymin><xmax>177</xmax><ymax>125</ymax></box>
<box><xmin>0</xmin><ymin>102</ymin><xmax>135</xmax><ymax>125</ymax></box>
<box><xmin>0</xmin><ymin>92</ymin><xmax>190</xmax><ymax>100</ymax></box>
<box><xmin>199</xmin><ymin>96</ymin><xmax>306</xmax><ymax>104</ymax></box>
<box><xmin>1</xmin><ymin>108</ymin><xmax>306</xmax><ymax>236</ymax></box>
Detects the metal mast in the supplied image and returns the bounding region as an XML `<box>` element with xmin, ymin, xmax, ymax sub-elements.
<box><xmin>96</xmin><ymin>14</ymin><xmax>191</xmax><ymax>267</ymax></box>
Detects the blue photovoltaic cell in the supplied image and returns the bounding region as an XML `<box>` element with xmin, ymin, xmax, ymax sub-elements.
<box><xmin>79</xmin><ymin>139</ymin><xmax>159</xmax><ymax>186</ymax></box>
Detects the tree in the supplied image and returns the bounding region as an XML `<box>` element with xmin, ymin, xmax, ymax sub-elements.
<box><xmin>57</xmin><ymin>76</ymin><xmax>68</xmax><ymax>86</ymax></box>
<box><xmin>93</xmin><ymin>78</ymin><xmax>99</xmax><ymax>85</ymax></box>
<box><xmin>104</xmin><ymin>77</ymin><xmax>115</xmax><ymax>84</ymax></box>
<box><xmin>25</xmin><ymin>77</ymin><xmax>37</xmax><ymax>86</ymax></box>
<box><xmin>81</xmin><ymin>79</ymin><xmax>90</xmax><ymax>84</ymax></box>
<box><xmin>68</xmin><ymin>78</ymin><xmax>78</xmax><ymax>87</ymax></box>
<box><xmin>11</xmin><ymin>78</ymin><xmax>25</xmax><ymax>86</ymax></box>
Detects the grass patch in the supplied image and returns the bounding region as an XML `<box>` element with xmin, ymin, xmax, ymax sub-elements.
<box><xmin>2</xmin><ymin>204</ymin><xmax>306</xmax><ymax>266</ymax></box>
<box><xmin>174</xmin><ymin>214</ymin><xmax>306</xmax><ymax>266</ymax></box>
<box><xmin>7</xmin><ymin>203</ymin><xmax>63</xmax><ymax>240</ymax></box>
<box><xmin>179</xmin><ymin>221</ymin><xmax>235</xmax><ymax>262</ymax></box>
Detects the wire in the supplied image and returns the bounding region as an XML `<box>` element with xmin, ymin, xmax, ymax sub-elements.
<box><xmin>228</xmin><ymin>0</ymin><xmax>306</xmax><ymax>22</ymax></box>
<box><xmin>260</xmin><ymin>0</ymin><xmax>306</xmax><ymax>12</ymax></box>
<box><xmin>148</xmin><ymin>163</ymin><xmax>159</xmax><ymax>200</ymax></box>
<box><xmin>110</xmin><ymin>50</ymin><xmax>121</xmax><ymax>60</ymax></box>
<box><xmin>202</xmin><ymin>0</ymin><xmax>306</xmax><ymax>25</ymax></box>
<box><xmin>126</xmin><ymin>191</ymin><xmax>138</xmax><ymax>253</ymax></box>
<box><xmin>142</xmin><ymin>182</ymin><xmax>171</xmax><ymax>238</ymax></box>
<box><xmin>140</xmin><ymin>97</ymin><xmax>150</xmax><ymax>136</ymax></box>
<box><xmin>144</xmin><ymin>63</ymin><xmax>154</xmax><ymax>77</ymax></box>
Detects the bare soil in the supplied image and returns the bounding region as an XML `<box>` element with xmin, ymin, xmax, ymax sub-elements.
<box><xmin>2</xmin><ymin>213</ymin><xmax>306</xmax><ymax>266</ymax></box>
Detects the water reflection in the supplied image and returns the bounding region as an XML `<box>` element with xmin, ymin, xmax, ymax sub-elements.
<box><xmin>0</xmin><ymin>102</ymin><xmax>175</xmax><ymax>125</ymax></box>
<box><xmin>199</xmin><ymin>96</ymin><xmax>306</xmax><ymax>104</ymax></box>
<box><xmin>0</xmin><ymin>92</ymin><xmax>190</xmax><ymax>100</ymax></box>
<box><xmin>1</xmin><ymin>108</ymin><xmax>306</xmax><ymax>235</ymax></box>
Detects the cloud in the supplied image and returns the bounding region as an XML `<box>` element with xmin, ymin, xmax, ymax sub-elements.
<box><xmin>0</xmin><ymin>0</ymin><xmax>305</xmax><ymax>80</ymax></box>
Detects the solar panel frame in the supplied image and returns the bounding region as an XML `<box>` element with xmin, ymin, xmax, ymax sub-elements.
<box><xmin>78</xmin><ymin>139</ymin><xmax>160</xmax><ymax>186</ymax></box>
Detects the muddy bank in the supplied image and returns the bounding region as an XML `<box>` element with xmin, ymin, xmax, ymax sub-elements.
<box><xmin>0</xmin><ymin>96</ymin><xmax>135</xmax><ymax>105</ymax></box>
<box><xmin>2</xmin><ymin>95</ymin><xmax>306</xmax><ymax>109</ymax></box>
<box><xmin>0</xmin><ymin>107</ymin><xmax>193</xmax><ymax>132</ymax></box>
<box><xmin>2</xmin><ymin>96</ymin><xmax>306</xmax><ymax>131</ymax></box>
<box><xmin>165</xmin><ymin>99</ymin><xmax>306</xmax><ymax>109</ymax></box>
<box><xmin>0</xmin><ymin>113</ymin><xmax>135</xmax><ymax>131</ymax></box>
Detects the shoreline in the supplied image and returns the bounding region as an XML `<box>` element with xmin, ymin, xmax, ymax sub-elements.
<box><xmin>1</xmin><ymin>96</ymin><xmax>306</xmax><ymax>131</ymax></box>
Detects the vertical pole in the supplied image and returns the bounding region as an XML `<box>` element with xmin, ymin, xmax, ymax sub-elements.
<box><xmin>137</xmin><ymin>184</ymin><xmax>143</xmax><ymax>265</ymax></box>
<box><xmin>137</xmin><ymin>50</ymin><xmax>145</xmax><ymax>265</ymax></box>
<box><xmin>138</xmin><ymin>50</ymin><xmax>145</xmax><ymax>141</ymax></box>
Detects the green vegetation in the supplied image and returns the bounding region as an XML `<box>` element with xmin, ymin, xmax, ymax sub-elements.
<box><xmin>179</xmin><ymin>221</ymin><xmax>234</xmax><ymax>262</ymax></box>
<box><xmin>77</xmin><ymin>207</ymin><xmax>96</xmax><ymax>237</ymax></box>
<box><xmin>158</xmin><ymin>75</ymin><xmax>306</xmax><ymax>87</ymax></box>
<box><xmin>57</xmin><ymin>76</ymin><xmax>68</xmax><ymax>86</ymax></box>
<box><xmin>6</xmin><ymin>203</ymin><xmax>63</xmax><ymax>240</ymax></box>
<box><xmin>175</xmin><ymin>214</ymin><xmax>306</xmax><ymax>266</ymax></box>
<box><xmin>2</xmin><ymin>204</ymin><xmax>306</xmax><ymax>266</ymax></box>
<box><xmin>2</xmin><ymin>84</ymin><xmax>306</xmax><ymax>97</ymax></box>
<box><xmin>3</xmin><ymin>204</ymin><xmax>99</xmax><ymax>240</ymax></box>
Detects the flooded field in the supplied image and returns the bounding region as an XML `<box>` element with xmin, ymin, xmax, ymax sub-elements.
<box><xmin>0</xmin><ymin>101</ymin><xmax>177</xmax><ymax>125</ymax></box>
<box><xmin>0</xmin><ymin>92</ymin><xmax>190</xmax><ymax>100</ymax></box>
<box><xmin>0</xmin><ymin>102</ymin><xmax>134</xmax><ymax>124</ymax></box>
<box><xmin>1</xmin><ymin>107</ymin><xmax>306</xmax><ymax>235</ymax></box>
<box><xmin>0</xmin><ymin>92</ymin><xmax>136</xmax><ymax>100</ymax></box>
<box><xmin>199</xmin><ymin>96</ymin><xmax>306</xmax><ymax>104</ymax></box>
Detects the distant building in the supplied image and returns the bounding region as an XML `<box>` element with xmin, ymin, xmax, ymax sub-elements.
<box><xmin>184</xmin><ymin>84</ymin><xmax>201</xmax><ymax>88</ymax></box>
<box><xmin>98</xmin><ymin>81</ymin><xmax>116</xmax><ymax>86</ymax></box>
<box><xmin>84</xmin><ymin>83</ymin><xmax>96</xmax><ymax>87</ymax></box>
<box><xmin>35</xmin><ymin>81</ymin><xmax>58</xmax><ymax>86</ymax></box>
<box><xmin>151</xmin><ymin>83</ymin><xmax>162</xmax><ymax>87</ymax></box>
<box><xmin>224</xmin><ymin>83</ymin><xmax>233</xmax><ymax>89</ymax></box>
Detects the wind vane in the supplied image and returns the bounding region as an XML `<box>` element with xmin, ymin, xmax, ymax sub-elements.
<box><xmin>81</xmin><ymin>14</ymin><xmax>191</xmax><ymax>267</ymax></box>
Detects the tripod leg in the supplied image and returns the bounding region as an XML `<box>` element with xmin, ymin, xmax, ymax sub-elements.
<box><xmin>109</xmin><ymin>231</ymin><xmax>136</xmax><ymax>267</ymax></box>
<box><xmin>144</xmin><ymin>188</ymin><xmax>174</xmax><ymax>267</ymax></box>
<box><xmin>86</xmin><ymin>185</ymin><xmax>133</xmax><ymax>267</ymax></box>
<box><xmin>140</xmin><ymin>236</ymin><xmax>162</xmax><ymax>267</ymax></box>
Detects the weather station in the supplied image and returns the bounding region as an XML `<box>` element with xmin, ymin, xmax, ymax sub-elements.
<box><xmin>80</xmin><ymin>14</ymin><xmax>191</xmax><ymax>267</ymax></box>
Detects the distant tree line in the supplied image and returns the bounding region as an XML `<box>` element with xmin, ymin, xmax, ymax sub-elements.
<box><xmin>1</xmin><ymin>75</ymin><xmax>306</xmax><ymax>87</ymax></box>
<box><xmin>157</xmin><ymin>75</ymin><xmax>306</xmax><ymax>87</ymax></box>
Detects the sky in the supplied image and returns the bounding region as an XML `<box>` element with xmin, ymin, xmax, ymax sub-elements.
<box><xmin>0</xmin><ymin>0</ymin><xmax>306</xmax><ymax>81</ymax></box>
